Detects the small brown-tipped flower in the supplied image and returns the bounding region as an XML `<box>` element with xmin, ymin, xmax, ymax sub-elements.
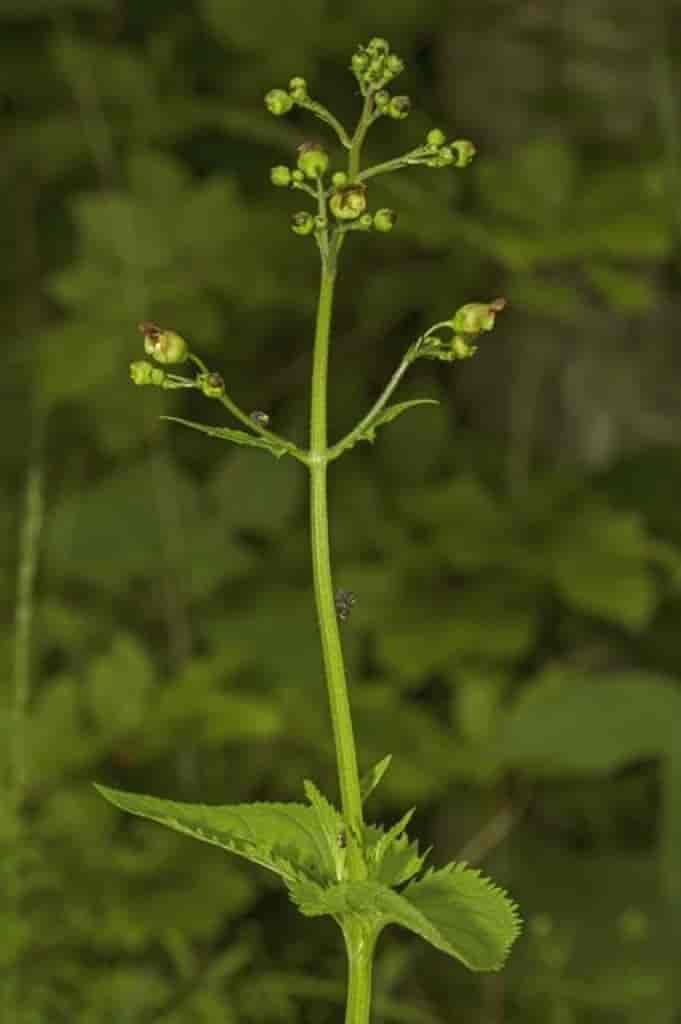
<box><xmin>452</xmin><ymin>298</ymin><xmax>506</xmax><ymax>335</ymax></box>
<box><xmin>265</xmin><ymin>88</ymin><xmax>293</xmax><ymax>116</ymax></box>
<box><xmin>138</xmin><ymin>322</ymin><xmax>188</xmax><ymax>365</ymax></box>
<box><xmin>297</xmin><ymin>141</ymin><xmax>329</xmax><ymax>179</ymax></box>
<box><xmin>199</xmin><ymin>372</ymin><xmax>225</xmax><ymax>399</ymax></box>
<box><xmin>329</xmin><ymin>184</ymin><xmax>368</xmax><ymax>221</ymax></box>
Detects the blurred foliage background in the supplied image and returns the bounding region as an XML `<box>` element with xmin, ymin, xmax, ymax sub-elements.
<box><xmin>2</xmin><ymin>1</ymin><xmax>681</xmax><ymax>1021</ymax></box>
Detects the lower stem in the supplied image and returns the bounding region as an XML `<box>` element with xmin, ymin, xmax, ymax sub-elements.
<box><xmin>344</xmin><ymin>920</ymin><xmax>378</xmax><ymax>1024</ymax></box>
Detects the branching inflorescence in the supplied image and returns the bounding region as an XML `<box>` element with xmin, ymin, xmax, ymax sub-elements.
<box><xmin>102</xmin><ymin>37</ymin><xmax>519</xmax><ymax>1024</ymax></box>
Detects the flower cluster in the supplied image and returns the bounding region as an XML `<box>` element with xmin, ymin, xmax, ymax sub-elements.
<box><xmin>350</xmin><ymin>37</ymin><xmax>405</xmax><ymax>95</ymax></box>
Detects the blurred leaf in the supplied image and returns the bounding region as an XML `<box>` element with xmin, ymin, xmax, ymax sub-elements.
<box><xmin>87</xmin><ymin>633</ymin><xmax>154</xmax><ymax>738</ymax></box>
<box><xmin>500</xmin><ymin>670</ymin><xmax>681</xmax><ymax>776</ymax></box>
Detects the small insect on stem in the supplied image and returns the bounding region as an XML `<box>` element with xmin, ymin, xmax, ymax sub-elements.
<box><xmin>250</xmin><ymin>410</ymin><xmax>271</xmax><ymax>427</ymax></box>
<box><xmin>334</xmin><ymin>589</ymin><xmax>357</xmax><ymax>624</ymax></box>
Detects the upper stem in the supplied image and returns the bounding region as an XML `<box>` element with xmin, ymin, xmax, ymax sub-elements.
<box><xmin>308</xmin><ymin>244</ymin><xmax>365</xmax><ymax>863</ymax></box>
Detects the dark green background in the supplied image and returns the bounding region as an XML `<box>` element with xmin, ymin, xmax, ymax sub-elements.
<box><xmin>3</xmin><ymin>1</ymin><xmax>681</xmax><ymax>1021</ymax></box>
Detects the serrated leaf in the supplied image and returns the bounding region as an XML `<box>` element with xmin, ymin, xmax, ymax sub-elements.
<box><xmin>400</xmin><ymin>863</ymin><xmax>522</xmax><ymax>970</ymax></box>
<box><xmin>303</xmin><ymin>781</ymin><xmax>344</xmax><ymax>881</ymax></box>
<box><xmin>360</xmin><ymin>754</ymin><xmax>393</xmax><ymax>803</ymax></box>
<box><xmin>162</xmin><ymin>417</ymin><xmax>292</xmax><ymax>458</ymax></box>
<box><xmin>364</xmin><ymin>822</ymin><xmax>429</xmax><ymax>887</ymax></box>
<box><xmin>95</xmin><ymin>786</ymin><xmax>334</xmax><ymax>884</ymax></box>
<box><xmin>288</xmin><ymin>865</ymin><xmax>521</xmax><ymax>971</ymax></box>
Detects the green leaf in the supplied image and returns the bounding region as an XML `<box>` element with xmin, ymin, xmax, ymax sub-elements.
<box><xmin>499</xmin><ymin>670</ymin><xmax>681</xmax><ymax>776</ymax></box>
<box><xmin>162</xmin><ymin>417</ymin><xmax>293</xmax><ymax>458</ymax></box>
<box><xmin>399</xmin><ymin>864</ymin><xmax>522</xmax><ymax>970</ymax></box>
<box><xmin>288</xmin><ymin>864</ymin><xmax>521</xmax><ymax>971</ymax></box>
<box><xmin>95</xmin><ymin>786</ymin><xmax>334</xmax><ymax>884</ymax></box>
<box><xmin>360</xmin><ymin>399</ymin><xmax>440</xmax><ymax>443</ymax></box>
<box><xmin>364</xmin><ymin>817</ymin><xmax>429</xmax><ymax>888</ymax></box>
<box><xmin>550</xmin><ymin>499</ymin><xmax>657</xmax><ymax>629</ymax></box>
<box><xmin>303</xmin><ymin>781</ymin><xmax>344</xmax><ymax>881</ymax></box>
<box><xmin>360</xmin><ymin>754</ymin><xmax>393</xmax><ymax>803</ymax></box>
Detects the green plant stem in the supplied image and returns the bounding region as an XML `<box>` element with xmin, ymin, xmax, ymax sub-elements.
<box><xmin>343</xmin><ymin>920</ymin><xmax>378</xmax><ymax>1024</ymax></box>
<box><xmin>328</xmin><ymin>353</ymin><xmax>414</xmax><ymax>461</ymax></box>
<box><xmin>308</xmin><ymin>248</ymin><xmax>365</xmax><ymax>856</ymax></box>
<box><xmin>349</xmin><ymin>94</ymin><xmax>374</xmax><ymax>180</ymax></box>
<box><xmin>357</xmin><ymin>149</ymin><xmax>424</xmax><ymax>183</ymax></box>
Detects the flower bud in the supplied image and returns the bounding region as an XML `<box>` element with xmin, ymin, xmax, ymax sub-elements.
<box><xmin>297</xmin><ymin>142</ymin><xmax>329</xmax><ymax>179</ymax></box>
<box><xmin>437</xmin><ymin>146</ymin><xmax>454</xmax><ymax>166</ymax></box>
<box><xmin>270</xmin><ymin>165</ymin><xmax>292</xmax><ymax>187</ymax></box>
<box><xmin>329</xmin><ymin>184</ymin><xmax>368</xmax><ymax>221</ymax></box>
<box><xmin>357</xmin><ymin>213</ymin><xmax>373</xmax><ymax>230</ymax></box>
<box><xmin>130</xmin><ymin>360</ymin><xmax>165</xmax><ymax>387</ymax></box>
<box><xmin>374</xmin><ymin>90</ymin><xmax>391</xmax><ymax>110</ymax></box>
<box><xmin>265</xmin><ymin>88</ymin><xmax>293</xmax><ymax>116</ymax></box>
<box><xmin>331</xmin><ymin>171</ymin><xmax>348</xmax><ymax>188</ymax></box>
<box><xmin>451</xmin><ymin>139</ymin><xmax>476</xmax><ymax>167</ymax></box>
<box><xmin>351</xmin><ymin>51</ymin><xmax>369</xmax><ymax>75</ymax></box>
<box><xmin>291</xmin><ymin>169</ymin><xmax>305</xmax><ymax>184</ymax></box>
<box><xmin>373</xmin><ymin>208</ymin><xmax>397</xmax><ymax>232</ymax></box>
<box><xmin>289</xmin><ymin>76</ymin><xmax>308</xmax><ymax>101</ymax></box>
<box><xmin>426</xmin><ymin>128</ymin><xmax>447</xmax><ymax>148</ymax></box>
<box><xmin>388</xmin><ymin>95</ymin><xmax>410</xmax><ymax>120</ymax></box>
<box><xmin>451</xmin><ymin>335</ymin><xmax>477</xmax><ymax>359</ymax></box>
<box><xmin>385</xmin><ymin>54</ymin><xmax>404</xmax><ymax>76</ymax></box>
<box><xmin>367</xmin><ymin>37</ymin><xmax>390</xmax><ymax>55</ymax></box>
<box><xmin>452</xmin><ymin>298</ymin><xmax>506</xmax><ymax>335</ymax></box>
<box><xmin>199</xmin><ymin>372</ymin><xmax>225</xmax><ymax>398</ymax></box>
<box><xmin>139</xmin><ymin>322</ymin><xmax>189</xmax><ymax>365</ymax></box>
<box><xmin>291</xmin><ymin>211</ymin><xmax>315</xmax><ymax>236</ymax></box>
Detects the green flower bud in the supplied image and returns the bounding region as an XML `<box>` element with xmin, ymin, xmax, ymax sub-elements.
<box><xmin>329</xmin><ymin>184</ymin><xmax>368</xmax><ymax>221</ymax></box>
<box><xmin>451</xmin><ymin>139</ymin><xmax>476</xmax><ymax>167</ymax></box>
<box><xmin>374</xmin><ymin>90</ymin><xmax>391</xmax><ymax>110</ymax></box>
<box><xmin>366</xmin><ymin>57</ymin><xmax>386</xmax><ymax>83</ymax></box>
<box><xmin>289</xmin><ymin>76</ymin><xmax>308</xmax><ymax>101</ymax></box>
<box><xmin>385</xmin><ymin>54</ymin><xmax>404</xmax><ymax>77</ymax></box>
<box><xmin>331</xmin><ymin>171</ymin><xmax>348</xmax><ymax>188</ymax></box>
<box><xmin>297</xmin><ymin>141</ymin><xmax>329</xmax><ymax>179</ymax></box>
<box><xmin>427</xmin><ymin>128</ymin><xmax>447</xmax><ymax>148</ymax></box>
<box><xmin>139</xmin><ymin>322</ymin><xmax>189</xmax><ymax>365</ymax></box>
<box><xmin>314</xmin><ymin>214</ymin><xmax>327</xmax><ymax>230</ymax></box>
<box><xmin>265</xmin><ymin>88</ymin><xmax>293</xmax><ymax>116</ymax></box>
<box><xmin>373</xmin><ymin>208</ymin><xmax>397</xmax><ymax>232</ymax></box>
<box><xmin>130</xmin><ymin>360</ymin><xmax>166</xmax><ymax>387</ymax></box>
<box><xmin>451</xmin><ymin>335</ymin><xmax>477</xmax><ymax>359</ymax></box>
<box><xmin>351</xmin><ymin>51</ymin><xmax>369</xmax><ymax>75</ymax></box>
<box><xmin>199</xmin><ymin>372</ymin><xmax>225</xmax><ymax>398</ymax></box>
<box><xmin>437</xmin><ymin>146</ymin><xmax>454</xmax><ymax>166</ymax></box>
<box><xmin>357</xmin><ymin>213</ymin><xmax>373</xmax><ymax>230</ymax></box>
<box><xmin>452</xmin><ymin>298</ymin><xmax>506</xmax><ymax>335</ymax></box>
<box><xmin>388</xmin><ymin>95</ymin><xmax>410</xmax><ymax>119</ymax></box>
<box><xmin>367</xmin><ymin>37</ymin><xmax>390</xmax><ymax>55</ymax></box>
<box><xmin>291</xmin><ymin>211</ymin><xmax>315</xmax><ymax>236</ymax></box>
<box><xmin>291</xmin><ymin>169</ymin><xmax>305</xmax><ymax>184</ymax></box>
<box><xmin>270</xmin><ymin>164</ymin><xmax>292</xmax><ymax>187</ymax></box>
